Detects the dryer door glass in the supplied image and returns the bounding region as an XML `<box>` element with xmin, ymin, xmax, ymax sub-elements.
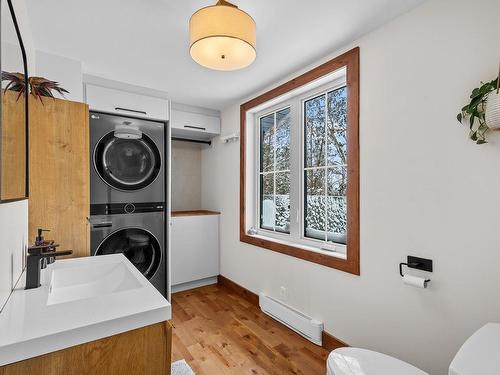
<box><xmin>95</xmin><ymin>228</ymin><xmax>161</xmax><ymax>279</ymax></box>
<box><xmin>94</xmin><ymin>132</ymin><xmax>161</xmax><ymax>191</ymax></box>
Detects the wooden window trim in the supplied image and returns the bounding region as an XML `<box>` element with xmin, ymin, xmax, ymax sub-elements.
<box><xmin>240</xmin><ymin>47</ymin><xmax>360</xmax><ymax>275</ymax></box>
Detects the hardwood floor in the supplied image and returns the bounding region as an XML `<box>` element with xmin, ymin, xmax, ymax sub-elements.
<box><xmin>171</xmin><ymin>284</ymin><xmax>329</xmax><ymax>375</ymax></box>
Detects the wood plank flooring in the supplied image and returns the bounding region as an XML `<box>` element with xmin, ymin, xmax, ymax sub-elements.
<box><xmin>171</xmin><ymin>284</ymin><xmax>329</xmax><ymax>375</ymax></box>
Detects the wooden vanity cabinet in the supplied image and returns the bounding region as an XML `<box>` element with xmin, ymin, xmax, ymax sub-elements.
<box><xmin>28</xmin><ymin>96</ymin><xmax>90</xmax><ymax>258</ymax></box>
<box><xmin>0</xmin><ymin>321</ymin><xmax>172</xmax><ymax>375</ymax></box>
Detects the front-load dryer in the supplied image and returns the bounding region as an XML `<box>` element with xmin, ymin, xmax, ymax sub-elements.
<box><xmin>90</xmin><ymin>111</ymin><xmax>165</xmax><ymax>205</ymax></box>
<box><xmin>89</xmin><ymin>204</ymin><xmax>166</xmax><ymax>297</ymax></box>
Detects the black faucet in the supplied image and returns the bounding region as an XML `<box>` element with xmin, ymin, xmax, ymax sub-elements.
<box><xmin>35</xmin><ymin>228</ymin><xmax>55</xmax><ymax>266</ymax></box>
<box><xmin>25</xmin><ymin>245</ymin><xmax>73</xmax><ymax>290</ymax></box>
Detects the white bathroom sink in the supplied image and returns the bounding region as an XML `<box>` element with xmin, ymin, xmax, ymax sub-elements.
<box><xmin>0</xmin><ymin>253</ymin><xmax>171</xmax><ymax>367</ymax></box>
<box><xmin>47</xmin><ymin>260</ymin><xmax>142</xmax><ymax>305</ymax></box>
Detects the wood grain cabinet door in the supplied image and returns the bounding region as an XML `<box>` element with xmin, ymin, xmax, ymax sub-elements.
<box><xmin>1</xmin><ymin>91</ymin><xmax>27</xmax><ymax>201</ymax></box>
<box><xmin>28</xmin><ymin>97</ymin><xmax>90</xmax><ymax>258</ymax></box>
<box><xmin>0</xmin><ymin>321</ymin><xmax>172</xmax><ymax>375</ymax></box>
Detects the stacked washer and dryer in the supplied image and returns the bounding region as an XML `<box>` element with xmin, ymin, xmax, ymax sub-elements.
<box><xmin>88</xmin><ymin>111</ymin><xmax>167</xmax><ymax>297</ymax></box>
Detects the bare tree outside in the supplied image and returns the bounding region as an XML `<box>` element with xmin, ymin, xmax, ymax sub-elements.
<box><xmin>305</xmin><ymin>86</ymin><xmax>347</xmax><ymax>243</ymax></box>
<box><xmin>258</xmin><ymin>86</ymin><xmax>347</xmax><ymax>245</ymax></box>
<box><xmin>259</xmin><ymin>108</ymin><xmax>291</xmax><ymax>233</ymax></box>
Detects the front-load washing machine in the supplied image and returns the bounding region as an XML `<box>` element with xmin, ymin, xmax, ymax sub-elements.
<box><xmin>89</xmin><ymin>203</ymin><xmax>166</xmax><ymax>297</ymax></box>
<box><xmin>90</xmin><ymin>111</ymin><xmax>165</xmax><ymax>205</ymax></box>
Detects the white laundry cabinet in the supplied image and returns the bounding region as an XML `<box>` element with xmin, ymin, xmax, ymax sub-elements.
<box><xmin>170</xmin><ymin>211</ymin><xmax>220</xmax><ymax>291</ymax></box>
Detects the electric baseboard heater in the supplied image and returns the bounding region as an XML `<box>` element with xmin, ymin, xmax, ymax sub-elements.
<box><xmin>259</xmin><ymin>293</ymin><xmax>324</xmax><ymax>346</ymax></box>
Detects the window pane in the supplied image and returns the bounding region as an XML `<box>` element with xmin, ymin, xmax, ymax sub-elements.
<box><xmin>327</xmin><ymin>87</ymin><xmax>347</xmax><ymax>166</ymax></box>
<box><xmin>260</xmin><ymin>114</ymin><xmax>274</xmax><ymax>172</ymax></box>
<box><xmin>275</xmin><ymin>172</ymin><xmax>290</xmax><ymax>233</ymax></box>
<box><xmin>304</xmin><ymin>95</ymin><xmax>326</xmax><ymax>168</ymax></box>
<box><xmin>276</xmin><ymin>108</ymin><xmax>291</xmax><ymax>171</ymax></box>
<box><xmin>327</xmin><ymin>167</ymin><xmax>347</xmax><ymax>196</ymax></box>
<box><xmin>260</xmin><ymin>173</ymin><xmax>274</xmax><ymax>230</ymax></box>
<box><xmin>327</xmin><ymin>197</ymin><xmax>347</xmax><ymax>243</ymax></box>
<box><xmin>304</xmin><ymin>168</ymin><xmax>326</xmax><ymax>240</ymax></box>
<box><xmin>327</xmin><ymin>167</ymin><xmax>347</xmax><ymax>244</ymax></box>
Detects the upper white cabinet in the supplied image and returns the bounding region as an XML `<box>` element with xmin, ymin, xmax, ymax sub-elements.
<box><xmin>171</xmin><ymin>109</ymin><xmax>220</xmax><ymax>140</ymax></box>
<box><xmin>85</xmin><ymin>84</ymin><xmax>169</xmax><ymax>121</ymax></box>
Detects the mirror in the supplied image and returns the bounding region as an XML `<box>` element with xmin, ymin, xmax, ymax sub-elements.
<box><xmin>0</xmin><ymin>0</ymin><xmax>29</xmax><ymax>202</ymax></box>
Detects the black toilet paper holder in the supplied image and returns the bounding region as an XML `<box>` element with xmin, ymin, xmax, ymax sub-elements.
<box><xmin>399</xmin><ymin>256</ymin><xmax>433</xmax><ymax>281</ymax></box>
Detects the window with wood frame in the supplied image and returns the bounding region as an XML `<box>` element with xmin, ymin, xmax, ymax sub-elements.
<box><xmin>240</xmin><ymin>47</ymin><xmax>359</xmax><ymax>274</ymax></box>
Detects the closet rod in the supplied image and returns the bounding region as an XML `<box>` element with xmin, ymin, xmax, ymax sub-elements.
<box><xmin>171</xmin><ymin>137</ymin><xmax>211</xmax><ymax>146</ymax></box>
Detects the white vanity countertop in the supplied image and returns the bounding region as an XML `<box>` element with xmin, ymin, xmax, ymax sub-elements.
<box><xmin>0</xmin><ymin>254</ymin><xmax>171</xmax><ymax>366</ymax></box>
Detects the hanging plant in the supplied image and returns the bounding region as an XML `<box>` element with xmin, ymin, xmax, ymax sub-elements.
<box><xmin>457</xmin><ymin>76</ymin><xmax>498</xmax><ymax>144</ymax></box>
<box><xmin>2</xmin><ymin>71</ymin><xmax>69</xmax><ymax>102</ymax></box>
<box><xmin>485</xmin><ymin>78</ymin><xmax>500</xmax><ymax>131</ymax></box>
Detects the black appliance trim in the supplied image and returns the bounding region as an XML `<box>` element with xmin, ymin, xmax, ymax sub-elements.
<box><xmin>91</xmin><ymin>202</ymin><xmax>165</xmax><ymax>215</ymax></box>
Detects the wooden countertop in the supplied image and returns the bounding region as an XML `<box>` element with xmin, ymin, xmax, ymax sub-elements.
<box><xmin>171</xmin><ymin>210</ymin><xmax>221</xmax><ymax>217</ymax></box>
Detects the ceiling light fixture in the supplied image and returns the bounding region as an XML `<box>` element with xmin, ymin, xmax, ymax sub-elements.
<box><xmin>189</xmin><ymin>0</ymin><xmax>256</xmax><ymax>71</ymax></box>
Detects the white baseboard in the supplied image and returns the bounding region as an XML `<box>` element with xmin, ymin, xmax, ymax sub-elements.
<box><xmin>171</xmin><ymin>276</ymin><xmax>218</xmax><ymax>294</ymax></box>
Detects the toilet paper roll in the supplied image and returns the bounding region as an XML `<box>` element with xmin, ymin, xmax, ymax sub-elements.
<box><xmin>403</xmin><ymin>274</ymin><xmax>429</xmax><ymax>289</ymax></box>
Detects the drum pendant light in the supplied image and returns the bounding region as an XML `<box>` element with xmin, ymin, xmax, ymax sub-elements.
<box><xmin>189</xmin><ymin>0</ymin><xmax>256</xmax><ymax>71</ymax></box>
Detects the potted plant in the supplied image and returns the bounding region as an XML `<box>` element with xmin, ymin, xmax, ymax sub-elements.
<box><xmin>457</xmin><ymin>66</ymin><xmax>500</xmax><ymax>144</ymax></box>
<box><xmin>485</xmin><ymin>69</ymin><xmax>500</xmax><ymax>131</ymax></box>
<box><xmin>2</xmin><ymin>71</ymin><xmax>69</xmax><ymax>102</ymax></box>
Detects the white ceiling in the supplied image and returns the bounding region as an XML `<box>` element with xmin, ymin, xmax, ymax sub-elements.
<box><xmin>25</xmin><ymin>0</ymin><xmax>424</xmax><ymax>110</ymax></box>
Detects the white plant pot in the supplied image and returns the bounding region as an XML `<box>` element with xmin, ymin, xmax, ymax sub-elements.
<box><xmin>485</xmin><ymin>90</ymin><xmax>500</xmax><ymax>129</ymax></box>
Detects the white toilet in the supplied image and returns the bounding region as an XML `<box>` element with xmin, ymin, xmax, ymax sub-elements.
<box><xmin>327</xmin><ymin>323</ymin><xmax>500</xmax><ymax>375</ymax></box>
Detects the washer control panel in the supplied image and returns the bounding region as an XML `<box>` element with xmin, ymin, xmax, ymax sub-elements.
<box><xmin>90</xmin><ymin>202</ymin><xmax>165</xmax><ymax>215</ymax></box>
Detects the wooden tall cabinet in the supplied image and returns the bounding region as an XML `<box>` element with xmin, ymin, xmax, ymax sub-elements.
<box><xmin>1</xmin><ymin>90</ymin><xmax>27</xmax><ymax>200</ymax></box>
<box><xmin>29</xmin><ymin>97</ymin><xmax>90</xmax><ymax>258</ymax></box>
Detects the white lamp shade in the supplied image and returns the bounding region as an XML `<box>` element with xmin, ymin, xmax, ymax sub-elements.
<box><xmin>485</xmin><ymin>90</ymin><xmax>500</xmax><ymax>129</ymax></box>
<box><xmin>189</xmin><ymin>3</ymin><xmax>256</xmax><ymax>71</ymax></box>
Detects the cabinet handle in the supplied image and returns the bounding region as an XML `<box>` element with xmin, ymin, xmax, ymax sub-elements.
<box><xmin>115</xmin><ymin>107</ymin><xmax>147</xmax><ymax>115</ymax></box>
<box><xmin>92</xmin><ymin>222</ymin><xmax>112</xmax><ymax>229</ymax></box>
<box><xmin>184</xmin><ymin>125</ymin><xmax>206</xmax><ymax>131</ymax></box>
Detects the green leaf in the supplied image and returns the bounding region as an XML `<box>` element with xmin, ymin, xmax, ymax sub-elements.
<box><xmin>458</xmin><ymin>75</ymin><xmax>498</xmax><ymax>143</ymax></box>
<box><xmin>471</xmin><ymin>87</ymin><xmax>480</xmax><ymax>99</ymax></box>
<box><xmin>478</xmin><ymin>123</ymin><xmax>489</xmax><ymax>135</ymax></box>
<box><xmin>469</xmin><ymin>96</ymin><xmax>483</xmax><ymax>110</ymax></box>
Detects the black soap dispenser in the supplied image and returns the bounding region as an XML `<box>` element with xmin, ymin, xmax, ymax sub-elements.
<box><xmin>35</xmin><ymin>228</ymin><xmax>50</xmax><ymax>246</ymax></box>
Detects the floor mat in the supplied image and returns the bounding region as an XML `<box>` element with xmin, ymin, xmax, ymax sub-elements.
<box><xmin>172</xmin><ymin>359</ymin><xmax>195</xmax><ymax>375</ymax></box>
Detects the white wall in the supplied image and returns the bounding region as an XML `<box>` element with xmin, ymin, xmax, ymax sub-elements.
<box><xmin>35</xmin><ymin>51</ymin><xmax>83</xmax><ymax>102</ymax></box>
<box><xmin>202</xmin><ymin>0</ymin><xmax>500</xmax><ymax>374</ymax></box>
<box><xmin>1</xmin><ymin>0</ymin><xmax>36</xmax><ymax>73</ymax></box>
<box><xmin>171</xmin><ymin>141</ymin><xmax>202</xmax><ymax>211</ymax></box>
<box><xmin>1</xmin><ymin>0</ymin><xmax>25</xmax><ymax>78</ymax></box>
<box><xmin>170</xmin><ymin>103</ymin><xmax>219</xmax><ymax>211</ymax></box>
<box><xmin>0</xmin><ymin>200</ymin><xmax>28</xmax><ymax>311</ymax></box>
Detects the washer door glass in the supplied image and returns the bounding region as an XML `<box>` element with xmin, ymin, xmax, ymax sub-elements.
<box><xmin>95</xmin><ymin>228</ymin><xmax>161</xmax><ymax>279</ymax></box>
<box><xmin>94</xmin><ymin>132</ymin><xmax>161</xmax><ymax>191</ymax></box>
